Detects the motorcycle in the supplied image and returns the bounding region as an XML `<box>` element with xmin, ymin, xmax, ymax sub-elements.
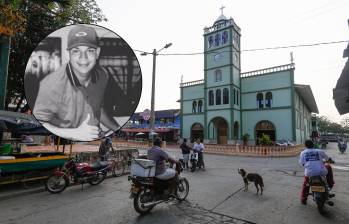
<box><xmin>338</xmin><ymin>141</ymin><xmax>347</xmax><ymax>154</ymax></box>
<box><xmin>128</xmin><ymin>159</ymin><xmax>189</xmax><ymax>215</ymax></box>
<box><xmin>45</xmin><ymin>157</ymin><xmax>110</xmax><ymax>194</ymax></box>
<box><xmin>190</xmin><ymin>152</ymin><xmax>199</xmax><ymax>172</ymax></box>
<box><xmin>308</xmin><ymin>176</ymin><xmax>334</xmax><ymax>214</ymax></box>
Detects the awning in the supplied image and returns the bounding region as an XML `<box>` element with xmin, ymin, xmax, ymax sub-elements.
<box><xmin>122</xmin><ymin>128</ymin><xmax>172</xmax><ymax>133</ymax></box>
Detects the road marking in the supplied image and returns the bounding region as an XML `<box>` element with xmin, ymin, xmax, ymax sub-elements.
<box><xmin>332</xmin><ymin>165</ymin><xmax>349</xmax><ymax>171</ymax></box>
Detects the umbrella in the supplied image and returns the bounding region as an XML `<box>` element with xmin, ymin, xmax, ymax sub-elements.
<box><xmin>136</xmin><ymin>132</ymin><xmax>145</xmax><ymax>136</ymax></box>
<box><xmin>149</xmin><ymin>131</ymin><xmax>158</xmax><ymax>136</ymax></box>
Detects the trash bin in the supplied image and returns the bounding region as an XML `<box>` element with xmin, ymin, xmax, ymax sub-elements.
<box><xmin>162</xmin><ymin>141</ymin><xmax>166</xmax><ymax>149</ymax></box>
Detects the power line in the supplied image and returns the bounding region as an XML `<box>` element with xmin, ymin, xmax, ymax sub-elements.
<box><xmin>133</xmin><ymin>40</ymin><xmax>349</xmax><ymax>56</ymax></box>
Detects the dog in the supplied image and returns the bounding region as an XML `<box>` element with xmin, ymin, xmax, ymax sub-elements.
<box><xmin>238</xmin><ymin>168</ymin><xmax>264</xmax><ymax>195</ymax></box>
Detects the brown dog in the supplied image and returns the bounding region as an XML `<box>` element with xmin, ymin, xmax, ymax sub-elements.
<box><xmin>238</xmin><ymin>168</ymin><xmax>264</xmax><ymax>195</ymax></box>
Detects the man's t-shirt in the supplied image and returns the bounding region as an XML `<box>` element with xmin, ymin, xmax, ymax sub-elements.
<box><xmin>34</xmin><ymin>63</ymin><xmax>108</xmax><ymax>128</ymax></box>
<box><xmin>193</xmin><ymin>143</ymin><xmax>204</xmax><ymax>153</ymax></box>
<box><xmin>180</xmin><ymin>142</ymin><xmax>190</xmax><ymax>154</ymax></box>
<box><xmin>299</xmin><ymin>148</ymin><xmax>329</xmax><ymax>177</ymax></box>
<box><xmin>147</xmin><ymin>146</ymin><xmax>171</xmax><ymax>175</ymax></box>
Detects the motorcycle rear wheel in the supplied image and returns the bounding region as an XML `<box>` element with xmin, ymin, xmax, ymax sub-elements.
<box><xmin>175</xmin><ymin>177</ymin><xmax>189</xmax><ymax>201</ymax></box>
<box><xmin>315</xmin><ymin>197</ymin><xmax>325</xmax><ymax>215</ymax></box>
<box><xmin>133</xmin><ymin>189</ymin><xmax>155</xmax><ymax>215</ymax></box>
<box><xmin>88</xmin><ymin>172</ymin><xmax>106</xmax><ymax>185</ymax></box>
<box><xmin>45</xmin><ymin>174</ymin><xmax>68</xmax><ymax>194</ymax></box>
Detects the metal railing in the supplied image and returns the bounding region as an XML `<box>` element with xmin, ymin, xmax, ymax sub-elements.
<box><xmin>241</xmin><ymin>63</ymin><xmax>295</xmax><ymax>78</ymax></box>
<box><xmin>180</xmin><ymin>79</ymin><xmax>204</xmax><ymax>88</ymax></box>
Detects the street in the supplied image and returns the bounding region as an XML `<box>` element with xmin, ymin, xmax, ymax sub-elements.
<box><xmin>0</xmin><ymin>143</ymin><xmax>348</xmax><ymax>224</ymax></box>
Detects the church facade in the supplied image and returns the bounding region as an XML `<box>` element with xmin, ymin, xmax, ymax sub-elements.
<box><xmin>180</xmin><ymin>12</ymin><xmax>318</xmax><ymax>145</ymax></box>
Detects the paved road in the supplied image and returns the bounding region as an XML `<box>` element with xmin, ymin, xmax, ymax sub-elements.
<box><xmin>0</xmin><ymin>143</ymin><xmax>348</xmax><ymax>224</ymax></box>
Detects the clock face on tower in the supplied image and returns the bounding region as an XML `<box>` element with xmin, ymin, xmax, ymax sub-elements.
<box><xmin>214</xmin><ymin>53</ymin><xmax>223</xmax><ymax>61</ymax></box>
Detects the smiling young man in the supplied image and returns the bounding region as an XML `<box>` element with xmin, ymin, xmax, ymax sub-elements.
<box><xmin>33</xmin><ymin>25</ymin><xmax>119</xmax><ymax>141</ymax></box>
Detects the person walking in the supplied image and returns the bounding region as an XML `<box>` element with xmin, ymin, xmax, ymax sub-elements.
<box><xmin>193</xmin><ymin>138</ymin><xmax>205</xmax><ymax>171</ymax></box>
<box><xmin>180</xmin><ymin>138</ymin><xmax>191</xmax><ymax>169</ymax></box>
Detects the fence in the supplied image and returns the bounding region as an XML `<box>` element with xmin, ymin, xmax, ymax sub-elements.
<box><xmin>203</xmin><ymin>144</ymin><xmax>303</xmax><ymax>157</ymax></box>
<box><xmin>112</xmin><ymin>140</ymin><xmax>303</xmax><ymax>157</ymax></box>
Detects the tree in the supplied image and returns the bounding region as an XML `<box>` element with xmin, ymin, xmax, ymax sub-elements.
<box><xmin>317</xmin><ymin>115</ymin><xmax>347</xmax><ymax>134</ymax></box>
<box><xmin>3</xmin><ymin>0</ymin><xmax>107</xmax><ymax>111</ymax></box>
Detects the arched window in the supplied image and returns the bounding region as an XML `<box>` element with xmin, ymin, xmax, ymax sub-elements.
<box><xmin>233</xmin><ymin>89</ymin><xmax>236</xmax><ymax>104</ymax></box>
<box><xmin>216</xmin><ymin>89</ymin><xmax>221</xmax><ymax>105</ymax></box>
<box><xmin>257</xmin><ymin>93</ymin><xmax>264</xmax><ymax>108</ymax></box>
<box><xmin>266</xmin><ymin>92</ymin><xmax>272</xmax><ymax>108</ymax></box>
<box><xmin>192</xmin><ymin>101</ymin><xmax>197</xmax><ymax>113</ymax></box>
<box><xmin>208</xmin><ymin>36</ymin><xmax>213</xmax><ymax>48</ymax></box>
<box><xmin>198</xmin><ymin>100</ymin><xmax>203</xmax><ymax>113</ymax></box>
<box><xmin>209</xmin><ymin>90</ymin><xmax>214</xmax><ymax>106</ymax></box>
<box><xmin>214</xmin><ymin>69</ymin><xmax>222</xmax><ymax>82</ymax></box>
<box><xmin>222</xmin><ymin>31</ymin><xmax>228</xmax><ymax>44</ymax></box>
<box><xmin>223</xmin><ymin>88</ymin><xmax>229</xmax><ymax>104</ymax></box>
<box><xmin>215</xmin><ymin>33</ymin><xmax>220</xmax><ymax>46</ymax></box>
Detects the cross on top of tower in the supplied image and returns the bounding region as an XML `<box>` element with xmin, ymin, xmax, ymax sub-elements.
<box><xmin>220</xmin><ymin>5</ymin><xmax>225</xmax><ymax>15</ymax></box>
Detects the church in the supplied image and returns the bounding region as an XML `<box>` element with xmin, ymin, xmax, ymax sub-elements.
<box><xmin>179</xmin><ymin>11</ymin><xmax>318</xmax><ymax>145</ymax></box>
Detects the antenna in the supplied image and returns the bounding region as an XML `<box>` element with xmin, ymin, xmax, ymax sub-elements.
<box><xmin>290</xmin><ymin>51</ymin><xmax>294</xmax><ymax>64</ymax></box>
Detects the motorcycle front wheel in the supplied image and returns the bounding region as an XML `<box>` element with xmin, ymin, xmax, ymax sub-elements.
<box><xmin>133</xmin><ymin>189</ymin><xmax>155</xmax><ymax>215</ymax></box>
<box><xmin>45</xmin><ymin>174</ymin><xmax>68</xmax><ymax>194</ymax></box>
<box><xmin>175</xmin><ymin>177</ymin><xmax>189</xmax><ymax>201</ymax></box>
<box><xmin>191</xmin><ymin>161</ymin><xmax>196</xmax><ymax>172</ymax></box>
<box><xmin>88</xmin><ymin>171</ymin><xmax>106</xmax><ymax>185</ymax></box>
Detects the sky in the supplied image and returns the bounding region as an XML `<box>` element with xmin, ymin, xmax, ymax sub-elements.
<box><xmin>97</xmin><ymin>0</ymin><xmax>349</xmax><ymax>123</ymax></box>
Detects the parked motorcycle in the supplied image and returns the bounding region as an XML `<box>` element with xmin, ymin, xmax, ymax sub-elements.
<box><xmin>308</xmin><ymin>175</ymin><xmax>334</xmax><ymax>214</ymax></box>
<box><xmin>190</xmin><ymin>152</ymin><xmax>199</xmax><ymax>172</ymax></box>
<box><xmin>45</xmin><ymin>157</ymin><xmax>110</xmax><ymax>194</ymax></box>
<box><xmin>338</xmin><ymin>141</ymin><xmax>347</xmax><ymax>154</ymax></box>
<box><xmin>129</xmin><ymin>159</ymin><xmax>189</xmax><ymax>215</ymax></box>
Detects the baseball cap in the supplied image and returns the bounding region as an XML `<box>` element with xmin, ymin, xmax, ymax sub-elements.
<box><xmin>67</xmin><ymin>25</ymin><xmax>99</xmax><ymax>50</ymax></box>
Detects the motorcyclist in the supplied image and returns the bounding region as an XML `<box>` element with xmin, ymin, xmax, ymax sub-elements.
<box><xmin>337</xmin><ymin>138</ymin><xmax>347</xmax><ymax>152</ymax></box>
<box><xmin>98</xmin><ymin>137</ymin><xmax>114</xmax><ymax>161</ymax></box>
<box><xmin>147</xmin><ymin>137</ymin><xmax>179</xmax><ymax>196</ymax></box>
<box><xmin>299</xmin><ymin>139</ymin><xmax>334</xmax><ymax>205</ymax></box>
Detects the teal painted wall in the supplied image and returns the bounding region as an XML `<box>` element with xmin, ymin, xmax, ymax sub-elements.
<box><xmin>241</xmin><ymin>71</ymin><xmax>291</xmax><ymax>93</ymax></box>
<box><xmin>294</xmin><ymin>91</ymin><xmax>312</xmax><ymax>143</ymax></box>
<box><xmin>242</xmin><ymin>109</ymin><xmax>293</xmax><ymax>141</ymax></box>
<box><xmin>182</xmin><ymin>114</ymin><xmax>204</xmax><ymax>139</ymax></box>
<box><xmin>241</xmin><ymin>88</ymin><xmax>291</xmax><ymax>110</ymax></box>
<box><xmin>206</xmin><ymin>66</ymin><xmax>230</xmax><ymax>87</ymax></box>
<box><xmin>182</xmin><ymin>84</ymin><xmax>204</xmax><ymax>101</ymax></box>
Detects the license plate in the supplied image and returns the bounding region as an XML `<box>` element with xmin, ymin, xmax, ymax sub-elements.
<box><xmin>131</xmin><ymin>186</ymin><xmax>139</xmax><ymax>193</ymax></box>
<box><xmin>311</xmin><ymin>186</ymin><xmax>325</xmax><ymax>192</ymax></box>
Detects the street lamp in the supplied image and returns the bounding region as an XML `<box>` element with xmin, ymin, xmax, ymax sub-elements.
<box><xmin>141</xmin><ymin>43</ymin><xmax>172</xmax><ymax>140</ymax></box>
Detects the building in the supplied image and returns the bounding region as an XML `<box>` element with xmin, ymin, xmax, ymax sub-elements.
<box><xmin>180</xmin><ymin>11</ymin><xmax>318</xmax><ymax>145</ymax></box>
<box><xmin>122</xmin><ymin>109</ymin><xmax>180</xmax><ymax>142</ymax></box>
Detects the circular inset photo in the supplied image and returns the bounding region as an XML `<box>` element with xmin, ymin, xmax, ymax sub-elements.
<box><xmin>24</xmin><ymin>24</ymin><xmax>142</xmax><ymax>141</ymax></box>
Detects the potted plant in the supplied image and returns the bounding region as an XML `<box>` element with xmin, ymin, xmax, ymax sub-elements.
<box><xmin>242</xmin><ymin>133</ymin><xmax>250</xmax><ymax>146</ymax></box>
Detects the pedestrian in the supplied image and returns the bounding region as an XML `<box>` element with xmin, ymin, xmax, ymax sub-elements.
<box><xmin>193</xmin><ymin>138</ymin><xmax>205</xmax><ymax>171</ymax></box>
<box><xmin>33</xmin><ymin>25</ymin><xmax>119</xmax><ymax>141</ymax></box>
<box><xmin>180</xmin><ymin>138</ymin><xmax>191</xmax><ymax>169</ymax></box>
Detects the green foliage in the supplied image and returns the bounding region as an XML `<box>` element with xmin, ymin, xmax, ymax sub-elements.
<box><xmin>317</xmin><ymin>116</ymin><xmax>349</xmax><ymax>134</ymax></box>
<box><xmin>258</xmin><ymin>133</ymin><xmax>273</xmax><ymax>146</ymax></box>
<box><xmin>242</xmin><ymin>133</ymin><xmax>249</xmax><ymax>142</ymax></box>
<box><xmin>5</xmin><ymin>0</ymin><xmax>107</xmax><ymax>110</ymax></box>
